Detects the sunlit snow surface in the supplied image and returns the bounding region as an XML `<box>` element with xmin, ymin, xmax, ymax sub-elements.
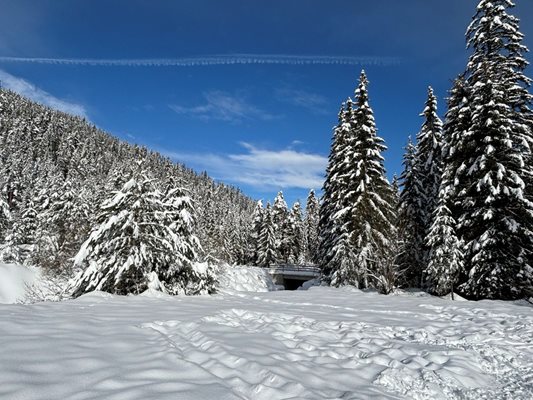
<box><xmin>0</xmin><ymin>287</ymin><xmax>532</xmax><ymax>399</ymax></box>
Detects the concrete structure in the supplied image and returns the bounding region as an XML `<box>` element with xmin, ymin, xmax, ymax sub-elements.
<box><xmin>267</xmin><ymin>265</ymin><xmax>321</xmax><ymax>290</ymax></box>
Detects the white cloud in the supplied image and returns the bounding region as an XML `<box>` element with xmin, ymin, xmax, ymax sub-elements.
<box><xmin>276</xmin><ymin>88</ymin><xmax>330</xmax><ymax>114</ymax></box>
<box><xmin>169</xmin><ymin>91</ymin><xmax>275</xmax><ymax>123</ymax></box>
<box><xmin>163</xmin><ymin>142</ymin><xmax>327</xmax><ymax>190</ymax></box>
<box><xmin>0</xmin><ymin>69</ymin><xmax>87</xmax><ymax>117</ymax></box>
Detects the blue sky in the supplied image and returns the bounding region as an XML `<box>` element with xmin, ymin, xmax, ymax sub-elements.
<box><xmin>0</xmin><ymin>0</ymin><xmax>532</xmax><ymax>206</ymax></box>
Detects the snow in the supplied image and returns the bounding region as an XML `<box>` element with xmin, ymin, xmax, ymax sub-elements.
<box><xmin>0</xmin><ymin>263</ymin><xmax>38</xmax><ymax>304</ymax></box>
<box><xmin>0</xmin><ymin>287</ymin><xmax>532</xmax><ymax>399</ymax></box>
<box><xmin>215</xmin><ymin>265</ymin><xmax>278</xmax><ymax>293</ymax></box>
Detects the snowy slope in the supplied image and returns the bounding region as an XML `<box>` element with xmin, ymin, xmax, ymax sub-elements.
<box><xmin>0</xmin><ymin>287</ymin><xmax>531</xmax><ymax>399</ymax></box>
<box><xmin>0</xmin><ymin>263</ymin><xmax>276</xmax><ymax>304</ymax></box>
<box><xmin>0</xmin><ymin>263</ymin><xmax>38</xmax><ymax>304</ymax></box>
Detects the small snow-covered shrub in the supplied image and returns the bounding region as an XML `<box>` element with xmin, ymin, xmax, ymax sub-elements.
<box><xmin>166</xmin><ymin>262</ymin><xmax>217</xmax><ymax>295</ymax></box>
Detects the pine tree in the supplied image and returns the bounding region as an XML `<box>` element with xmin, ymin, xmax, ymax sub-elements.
<box><xmin>321</xmin><ymin>71</ymin><xmax>397</xmax><ymax>288</ymax></box>
<box><xmin>0</xmin><ymin>193</ymin><xmax>10</xmax><ymax>244</ymax></box>
<box><xmin>343</xmin><ymin>71</ymin><xmax>397</xmax><ymax>288</ymax></box>
<box><xmin>319</xmin><ymin>101</ymin><xmax>354</xmax><ymax>277</ymax></box>
<box><xmin>289</xmin><ymin>201</ymin><xmax>305</xmax><ymax>264</ymax></box>
<box><xmin>272</xmin><ymin>191</ymin><xmax>290</xmax><ymax>263</ymax></box>
<box><xmin>69</xmin><ymin>167</ymin><xmax>201</xmax><ymax>297</ymax></box>
<box><xmin>0</xmin><ymin>198</ymin><xmax>37</xmax><ymax>264</ymax></box>
<box><xmin>160</xmin><ymin>183</ymin><xmax>210</xmax><ymax>295</ymax></box>
<box><xmin>416</xmin><ymin>87</ymin><xmax>444</xmax><ymax>227</ymax></box>
<box><xmin>397</xmin><ymin>138</ymin><xmax>425</xmax><ymax>286</ymax></box>
<box><xmin>48</xmin><ymin>180</ymin><xmax>91</xmax><ymax>273</ymax></box>
<box><xmin>402</xmin><ymin>87</ymin><xmax>444</xmax><ymax>286</ymax></box>
<box><xmin>304</xmin><ymin>189</ymin><xmax>320</xmax><ymax>263</ymax></box>
<box><xmin>426</xmin><ymin>75</ymin><xmax>471</xmax><ymax>293</ymax></box>
<box><xmin>391</xmin><ymin>175</ymin><xmax>400</xmax><ymax>206</ymax></box>
<box><xmin>426</xmin><ymin>187</ymin><xmax>464</xmax><ymax>298</ymax></box>
<box><xmin>445</xmin><ymin>0</ymin><xmax>533</xmax><ymax>299</ymax></box>
<box><xmin>250</xmin><ymin>200</ymin><xmax>264</xmax><ymax>265</ymax></box>
<box><xmin>257</xmin><ymin>203</ymin><xmax>277</xmax><ymax>268</ymax></box>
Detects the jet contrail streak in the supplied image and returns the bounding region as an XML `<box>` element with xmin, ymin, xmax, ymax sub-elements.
<box><xmin>0</xmin><ymin>54</ymin><xmax>401</xmax><ymax>67</ymax></box>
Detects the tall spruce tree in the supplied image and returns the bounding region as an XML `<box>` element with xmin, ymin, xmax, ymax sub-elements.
<box><xmin>320</xmin><ymin>71</ymin><xmax>397</xmax><ymax>288</ymax></box>
<box><xmin>304</xmin><ymin>189</ymin><xmax>320</xmax><ymax>263</ymax></box>
<box><xmin>397</xmin><ymin>138</ymin><xmax>425</xmax><ymax>286</ymax></box>
<box><xmin>272</xmin><ymin>191</ymin><xmax>290</xmax><ymax>263</ymax></box>
<box><xmin>427</xmin><ymin>76</ymin><xmax>471</xmax><ymax>293</ymax></box>
<box><xmin>426</xmin><ymin>187</ymin><xmax>464</xmax><ymax>298</ymax></box>
<box><xmin>416</xmin><ymin>87</ymin><xmax>444</xmax><ymax>230</ymax></box>
<box><xmin>319</xmin><ymin>100</ymin><xmax>354</xmax><ymax>278</ymax></box>
<box><xmin>250</xmin><ymin>200</ymin><xmax>264</xmax><ymax>265</ymax></box>
<box><xmin>0</xmin><ymin>198</ymin><xmax>37</xmax><ymax>265</ymax></box>
<box><xmin>289</xmin><ymin>201</ymin><xmax>305</xmax><ymax>263</ymax></box>
<box><xmin>405</xmin><ymin>87</ymin><xmax>444</xmax><ymax>286</ymax></box>
<box><xmin>444</xmin><ymin>0</ymin><xmax>533</xmax><ymax>299</ymax></box>
<box><xmin>343</xmin><ymin>71</ymin><xmax>397</xmax><ymax>288</ymax></box>
<box><xmin>0</xmin><ymin>193</ymin><xmax>10</xmax><ymax>245</ymax></box>
<box><xmin>257</xmin><ymin>203</ymin><xmax>277</xmax><ymax>268</ymax></box>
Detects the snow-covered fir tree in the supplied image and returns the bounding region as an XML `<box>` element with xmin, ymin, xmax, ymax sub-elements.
<box><xmin>391</xmin><ymin>174</ymin><xmax>400</xmax><ymax>205</ymax></box>
<box><xmin>319</xmin><ymin>100</ymin><xmax>353</xmax><ymax>277</ymax></box>
<box><xmin>161</xmin><ymin>181</ymin><xmax>214</xmax><ymax>295</ymax></box>
<box><xmin>442</xmin><ymin>0</ymin><xmax>533</xmax><ymax>299</ymax></box>
<box><xmin>69</xmin><ymin>166</ymin><xmax>204</xmax><ymax>297</ymax></box>
<box><xmin>289</xmin><ymin>201</ymin><xmax>305</xmax><ymax>264</ymax></box>
<box><xmin>47</xmin><ymin>180</ymin><xmax>91</xmax><ymax>274</ymax></box>
<box><xmin>0</xmin><ymin>193</ymin><xmax>10</xmax><ymax>244</ymax></box>
<box><xmin>249</xmin><ymin>200</ymin><xmax>264</xmax><ymax>265</ymax></box>
<box><xmin>344</xmin><ymin>71</ymin><xmax>397</xmax><ymax>288</ymax></box>
<box><xmin>320</xmin><ymin>71</ymin><xmax>397</xmax><ymax>289</ymax></box>
<box><xmin>415</xmin><ymin>87</ymin><xmax>443</xmax><ymax>232</ymax></box>
<box><xmin>400</xmin><ymin>87</ymin><xmax>444</xmax><ymax>286</ymax></box>
<box><xmin>397</xmin><ymin>138</ymin><xmax>425</xmax><ymax>286</ymax></box>
<box><xmin>257</xmin><ymin>203</ymin><xmax>277</xmax><ymax>268</ymax></box>
<box><xmin>0</xmin><ymin>198</ymin><xmax>37</xmax><ymax>265</ymax></box>
<box><xmin>272</xmin><ymin>191</ymin><xmax>290</xmax><ymax>263</ymax></box>
<box><xmin>304</xmin><ymin>189</ymin><xmax>320</xmax><ymax>263</ymax></box>
<box><xmin>426</xmin><ymin>187</ymin><xmax>464</xmax><ymax>298</ymax></box>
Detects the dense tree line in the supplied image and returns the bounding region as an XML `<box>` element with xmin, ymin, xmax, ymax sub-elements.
<box><xmin>319</xmin><ymin>0</ymin><xmax>533</xmax><ymax>300</ymax></box>
<box><xmin>1</xmin><ymin>0</ymin><xmax>531</xmax><ymax>301</ymax></box>
<box><xmin>0</xmin><ymin>88</ymin><xmax>255</xmax><ymax>295</ymax></box>
<box><xmin>248</xmin><ymin>190</ymin><xmax>320</xmax><ymax>268</ymax></box>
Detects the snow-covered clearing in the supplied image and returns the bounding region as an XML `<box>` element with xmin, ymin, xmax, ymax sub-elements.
<box><xmin>1</xmin><ymin>286</ymin><xmax>532</xmax><ymax>400</ymax></box>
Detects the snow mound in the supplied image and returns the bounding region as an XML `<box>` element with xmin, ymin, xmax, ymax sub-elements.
<box><xmin>215</xmin><ymin>265</ymin><xmax>277</xmax><ymax>293</ymax></box>
<box><xmin>139</xmin><ymin>289</ymin><xmax>175</xmax><ymax>299</ymax></box>
<box><xmin>0</xmin><ymin>263</ymin><xmax>38</xmax><ymax>304</ymax></box>
<box><xmin>298</xmin><ymin>278</ymin><xmax>321</xmax><ymax>290</ymax></box>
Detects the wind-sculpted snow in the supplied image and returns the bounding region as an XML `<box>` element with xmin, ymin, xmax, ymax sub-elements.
<box><xmin>0</xmin><ymin>288</ymin><xmax>532</xmax><ymax>399</ymax></box>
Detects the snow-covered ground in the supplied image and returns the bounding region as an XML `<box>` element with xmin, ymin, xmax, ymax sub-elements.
<box><xmin>215</xmin><ymin>265</ymin><xmax>278</xmax><ymax>293</ymax></box>
<box><xmin>0</xmin><ymin>263</ymin><xmax>39</xmax><ymax>304</ymax></box>
<box><xmin>1</xmin><ymin>285</ymin><xmax>532</xmax><ymax>399</ymax></box>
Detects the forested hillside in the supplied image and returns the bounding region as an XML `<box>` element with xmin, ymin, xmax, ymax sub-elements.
<box><xmin>0</xmin><ymin>89</ymin><xmax>256</xmax><ymax>277</ymax></box>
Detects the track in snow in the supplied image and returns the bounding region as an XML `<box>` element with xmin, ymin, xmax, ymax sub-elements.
<box><xmin>0</xmin><ymin>287</ymin><xmax>532</xmax><ymax>399</ymax></box>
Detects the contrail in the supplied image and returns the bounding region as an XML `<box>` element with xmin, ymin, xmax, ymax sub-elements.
<box><xmin>0</xmin><ymin>54</ymin><xmax>401</xmax><ymax>68</ymax></box>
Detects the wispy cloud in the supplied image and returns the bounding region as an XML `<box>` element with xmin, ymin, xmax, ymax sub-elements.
<box><xmin>276</xmin><ymin>88</ymin><xmax>330</xmax><ymax>114</ymax></box>
<box><xmin>0</xmin><ymin>69</ymin><xmax>87</xmax><ymax>117</ymax></box>
<box><xmin>0</xmin><ymin>54</ymin><xmax>402</xmax><ymax>68</ymax></box>
<box><xmin>164</xmin><ymin>142</ymin><xmax>326</xmax><ymax>190</ymax></box>
<box><xmin>169</xmin><ymin>91</ymin><xmax>275</xmax><ymax>123</ymax></box>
